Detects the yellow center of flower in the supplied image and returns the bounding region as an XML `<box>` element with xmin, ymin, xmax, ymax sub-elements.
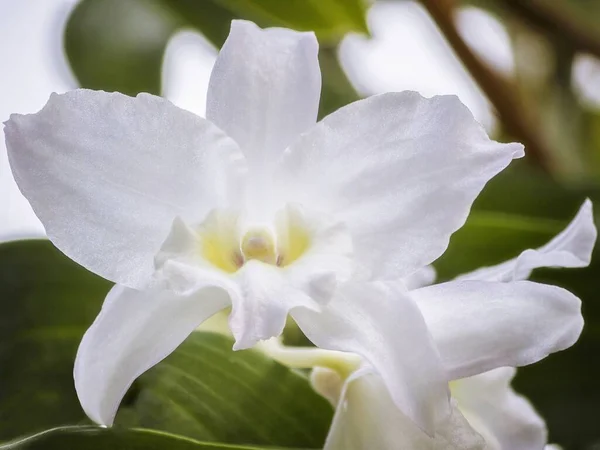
<box><xmin>241</xmin><ymin>228</ymin><xmax>278</xmax><ymax>265</ymax></box>
<box><xmin>198</xmin><ymin>208</ymin><xmax>312</xmax><ymax>273</ymax></box>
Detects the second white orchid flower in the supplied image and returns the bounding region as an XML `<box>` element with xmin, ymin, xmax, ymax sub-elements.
<box><xmin>268</xmin><ymin>200</ymin><xmax>594</xmax><ymax>449</ymax></box>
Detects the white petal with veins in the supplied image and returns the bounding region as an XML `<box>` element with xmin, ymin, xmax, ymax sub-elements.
<box><xmin>207</xmin><ymin>20</ymin><xmax>321</xmax><ymax>181</ymax></box>
<box><xmin>5</xmin><ymin>90</ymin><xmax>244</xmax><ymax>288</ymax></box>
<box><xmin>278</xmin><ymin>92</ymin><xmax>524</xmax><ymax>280</ymax></box>
<box><xmin>414</xmin><ymin>280</ymin><xmax>583</xmax><ymax>379</ymax></box>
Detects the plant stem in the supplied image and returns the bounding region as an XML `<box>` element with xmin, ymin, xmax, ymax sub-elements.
<box><xmin>501</xmin><ymin>0</ymin><xmax>600</xmax><ymax>59</ymax></box>
<box><xmin>257</xmin><ymin>339</ymin><xmax>361</xmax><ymax>378</ymax></box>
<box><xmin>419</xmin><ymin>0</ymin><xmax>554</xmax><ymax>173</ymax></box>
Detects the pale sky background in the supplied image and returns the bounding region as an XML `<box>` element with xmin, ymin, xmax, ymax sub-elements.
<box><xmin>2</xmin><ymin>0</ymin><xmax>591</xmax><ymax>240</ymax></box>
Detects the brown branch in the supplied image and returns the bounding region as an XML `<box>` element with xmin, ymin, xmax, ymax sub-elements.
<box><xmin>501</xmin><ymin>0</ymin><xmax>600</xmax><ymax>59</ymax></box>
<box><xmin>419</xmin><ymin>0</ymin><xmax>554</xmax><ymax>173</ymax></box>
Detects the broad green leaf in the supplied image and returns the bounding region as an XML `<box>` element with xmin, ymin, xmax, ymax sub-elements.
<box><xmin>0</xmin><ymin>240</ymin><xmax>332</xmax><ymax>447</ymax></box>
<box><xmin>117</xmin><ymin>332</ymin><xmax>332</xmax><ymax>448</ymax></box>
<box><xmin>0</xmin><ymin>240</ymin><xmax>111</xmax><ymax>439</ymax></box>
<box><xmin>0</xmin><ymin>426</ymin><xmax>303</xmax><ymax>450</ymax></box>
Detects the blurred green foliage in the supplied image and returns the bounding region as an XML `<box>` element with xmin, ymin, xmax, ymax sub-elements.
<box><xmin>458</xmin><ymin>0</ymin><xmax>600</xmax><ymax>182</ymax></box>
<box><xmin>4</xmin><ymin>0</ymin><xmax>600</xmax><ymax>448</ymax></box>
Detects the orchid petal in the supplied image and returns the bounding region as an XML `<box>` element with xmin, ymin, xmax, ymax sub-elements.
<box><xmin>458</xmin><ymin>199</ymin><xmax>596</xmax><ymax>282</ymax></box>
<box><xmin>5</xmin><ymin>90</ymin><xmax>244</xmax><ymax>288</ymax></box>
<box><xmin>229</xmin><ymin>261</ymin><xmax>321</xmax><ymax>350</ymax></box>
<box><xmin>207</xmin><ymin>20</ymin><xmax>321</xmax><ymax>174</ymax></box>
<box><xmin>157</xmin><ymin>256</ymin><xmax>322</xmax><ymax>352</ymax></box>
<box><xmin>161</xmin><ymin>257</ymin><xmax>336</xmax><ymax>353</ymax></box>
<box><xmin>153</xmin><ymin>252</ymin><xmax>282</xmax><ymax>350</ymax></box>
<box><xmin>74</xmin><ymin>284</ymin><xmax>230</xmax><ymax>426</ymax></box>
<box><xmin>413</xmin><ymin>280</ymin><xmax>583</xmax><ymax>379</ymax></box>
<box><xmin>279</xmin><ymin>92</ymin><xmax>523</xmax><ymax>279</ymax></box>
<box><xmin>324</xmin><ymin>371</ymin><xmax>485</xmax><ymax>450</ymax></box>
<box><xmin>404</xmin><ymin>265</ymin><xmax>437</xmax><ymax>290</ymax></box>
<box><xmin>292</xmin><ymin>281</ymin><xmax>449</xmax><ymax>433</ymax></box>
<box><xmin>452</xmin><ymin>367</ymin><xmax>547</xmax><ymax>450</ymax></box>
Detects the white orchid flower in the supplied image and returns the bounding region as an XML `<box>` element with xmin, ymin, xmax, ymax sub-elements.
<box><xmin>267</xmin><ymin>200</ymin><xmax>593</xmax><ymax>450</ymax></box>
<box><xmin>5</xmin><ymin>19</ymin><xmax>525</xmax><ymax>430</ymax></box>
<box><xmin>452</xmin><ymin>199</ymin><xmax>596</xmax><ymax>450</ymax></box>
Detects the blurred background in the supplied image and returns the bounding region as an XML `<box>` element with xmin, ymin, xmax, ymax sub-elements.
<box><xmin>2</xmin><ymin>0</ymin><xmax>600</xmax><ymax>448</ymax></box>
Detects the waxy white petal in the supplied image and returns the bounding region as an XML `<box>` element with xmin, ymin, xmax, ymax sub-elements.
<box><xmin>413</xmin><ymin>280</ymin><xmax>583</xmax><ymax>379</ymax></box>
<box><xmin>458</xmin><ymin>199</ymin><xmax>596</xmax><ymax>282</ymax></box>
<box><xmin>324</xmin><ymin>372</ymin><xmax>485</xmax><ymax>450</ymax></box>
<box><xmin>279</xmin><ymin>92</ymin><xmax>523</xmax><ymax>280</ymax></box>
<box><xmin>404</xmin><ymin>265</ymin><xmax>437</xmax><ymax>290</ymax></box>
<box><xmin>292</xmin><ymin>282</ymin><xmax>449</xmax><ymax>434</ymax></box>
<box><xmin>5</xmin><ymin>90</ymin><xmax>244</xmax><ymax>288</ymax></box>
<box><xmin>453</xmin><ymin>367</ymin><xmax>547</xmax><ymax>450</ymax></box>
<box><xmin>74</xmin><ymin>284</ymin><xmax>230</xmax><ymax>426</ymax></box>
<box><xmin>207</xmin><ymin>20</ymin><xmax>321</xmax><ymax>178</ymax></box>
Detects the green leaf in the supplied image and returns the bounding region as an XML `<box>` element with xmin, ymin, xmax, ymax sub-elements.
<box><xmin>435</xmin><ymin>164</ymin><xmax>599</xmax><ymax>280</ymax></box>
<box><xmin>0</xmin><ymin>240</ymin><xmax>111</xmax><ymax>439</ymax></box>
<box><xmin>164</xmin><ymin>0</ymin><xmax>236</xmax><ymax>48</ymax></box>
<box><xmin>117</xmin><ymin>332</ymin><xmax>333</xmax><ymax>448</ymax></box>
<box><xmin>471</xmin><ymin>163</ymin><xmax>598</xmax><ymax>221</ymax></box>
<box><xmin>0</xmin><ymin>240</ymin><xmax>332</xmax><ymax>447</ymax></box>
<box><xmin>434</xmin><ymin>210</ymin><xmax>563</xmax><ymax>280</ymax></box>
<box><xmin>64</xmin><ymin>0</ymin><xmax>180</xmax><ymax>96</ymax></box>
<box><xmin>0</xmin><ymin>426</ymin><xmax>304</xmax><ymax>450</ymax></box>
